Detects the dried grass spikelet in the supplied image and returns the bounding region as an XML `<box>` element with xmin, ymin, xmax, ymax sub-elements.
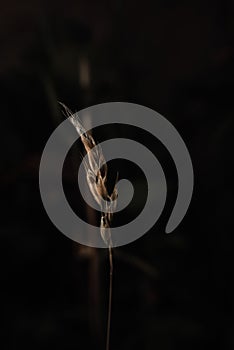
<box><xmin>59</xmin><ymin>102</ymin><xmax>118</xmax><ymax>247</ymax></box>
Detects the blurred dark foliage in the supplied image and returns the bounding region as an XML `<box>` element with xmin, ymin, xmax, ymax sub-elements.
<box><xmin>0</xmin><ymin>0</ymin><xmax>234</xmax><ymax>349</ymax></box>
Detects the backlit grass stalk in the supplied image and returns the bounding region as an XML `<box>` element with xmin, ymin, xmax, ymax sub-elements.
<box><xmin>60</xmin><ymin>102</ymin><xmax>117</xmax><ymax>350</ymax></box>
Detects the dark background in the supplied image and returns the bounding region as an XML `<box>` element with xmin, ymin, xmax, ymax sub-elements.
<box><xmin>1</xmin><ymin>1</ymin><xmax>234</xmax><ymax>349</ymax></box>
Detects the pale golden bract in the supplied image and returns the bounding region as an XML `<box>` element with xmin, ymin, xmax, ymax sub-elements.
<box><xmin>59</xmin><ymin>102</ymin><xmax>118</xmax><ymax>247</ymax></box>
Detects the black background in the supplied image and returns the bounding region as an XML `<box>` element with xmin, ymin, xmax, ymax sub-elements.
<box><xmin>1</xmin><ymin>1</ymin><xmax>233</xmax><ymax>349</ymax></box>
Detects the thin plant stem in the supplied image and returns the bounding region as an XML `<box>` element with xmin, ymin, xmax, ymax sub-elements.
<box><xmin>106</xmin><ymin>246</ymin><xmax>113</xmax><ymax>350</ymax></box>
